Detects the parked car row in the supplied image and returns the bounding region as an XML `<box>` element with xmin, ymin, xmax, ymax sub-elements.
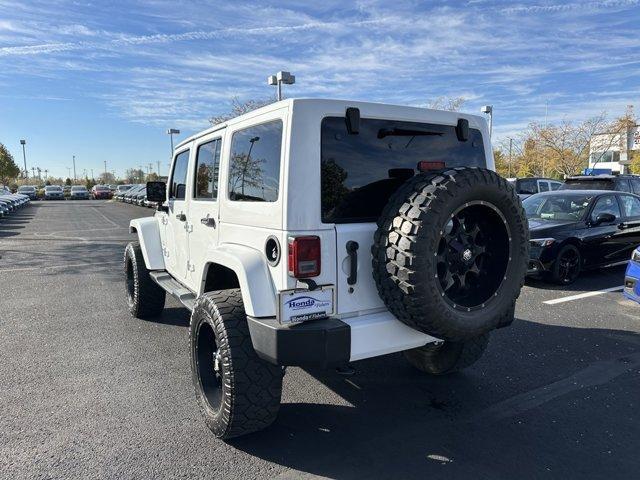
<box><xmin>113</xmin><ymin>184</ymin><xmax>155</xmax><ymax>208</ymax></box>
<box><xmin>18</xmin><ymin>184</ymin><xmax>118</xmax><ymax>200</ymax></box>
<box><xmin>0</xmin><ymin>186</ymin><xmax>31</xmax><ymax>218</ymax></box>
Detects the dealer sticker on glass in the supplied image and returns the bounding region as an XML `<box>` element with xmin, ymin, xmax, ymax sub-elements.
<box><xmin>277</xmin><ymin>287</ymin><xmax>334</xmax><ymax>325</ymax></box>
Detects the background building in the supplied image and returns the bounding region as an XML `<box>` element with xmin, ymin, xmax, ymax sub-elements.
<box><xmin>588</xmin><ymin>125</ymin><xmax>640</xmax><ymax>174</ymax></box>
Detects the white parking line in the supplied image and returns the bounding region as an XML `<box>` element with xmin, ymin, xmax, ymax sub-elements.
<box><xmin>543</xmin><ymin>286</ymin><xmax>624</xmax><ymax>305</ymax></box>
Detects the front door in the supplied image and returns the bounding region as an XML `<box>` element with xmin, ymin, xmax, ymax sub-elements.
<box><xmin>187</xmin><ymin>135</ymin><xmax>223</xmax><ymax>291</ymax></box>
<box><xmin>583</xmin><ymin>194</ymin><xmax>625</xmax><ymax>266</ymax></box>
<box><xmin>165</xmin><ymin>147</ymin><xmax>192</xmax><ymax>283</ymax></box>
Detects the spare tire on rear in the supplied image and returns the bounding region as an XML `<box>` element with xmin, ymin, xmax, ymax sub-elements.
<box><xmin>372</xmin><ymin>167</ymin><xmax>528</xmax><ymax>341</ymax></box>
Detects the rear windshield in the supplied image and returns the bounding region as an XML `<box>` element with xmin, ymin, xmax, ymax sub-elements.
<box><xmin>561</xmin><ymin>179</ymin><xmax>613</xmax><ymax>190</ymax></box>
<box><xmin>95</xmin><ymin>186</ymin><xmax>110</xmax><ymax>191</ymax></box>
<box><xmin>71</xmin><ymin>186</ymin><xmax>86</xmax><ymax>191</ymax></box>
<box><xmin>321</xmin><ymin>117</ymin><xmax>486</xmax><ymax>223</ymax></box>
<box><xmin>46</xmin><ymin>186</ymin><xmax>62</xmax><ymax>191</ymax></box>
<box><xmin>18</xmin><ymin>186</ymin><xmax>35</xmax><ymax>192</ymax></box>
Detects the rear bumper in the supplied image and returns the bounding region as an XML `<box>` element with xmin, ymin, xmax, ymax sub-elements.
<box><xmin>247</xmin><ymin>310</ymin><xmax>438</xmax><ymax>368</ymax></box>
<box><xmin>247</xmin><ymin>316</ymin><xmax>350</xmax><ymax>368</ymax></box>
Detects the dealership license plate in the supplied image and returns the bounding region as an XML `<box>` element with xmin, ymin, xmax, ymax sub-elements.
<box><xmin>277</xmin><ymin>286</ymin><xmax>335</xmax><ymax>325</ymax></box>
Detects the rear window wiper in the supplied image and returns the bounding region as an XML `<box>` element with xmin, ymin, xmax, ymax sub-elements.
<box><xmin>377</xmin><ymin>127</ymin><xmax>443</xmax><ymax>139</ymax></box>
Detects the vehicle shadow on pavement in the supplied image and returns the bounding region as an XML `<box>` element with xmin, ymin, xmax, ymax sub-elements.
<box><xmin>525</xmin><ymin>264</ymin><xmax>627</xmax><ymax>292</ymax></box>
<box><xmin>154</xmin><ymin>307</ymin><xmax>190</xmax><ymax>327</ymax></box>
<box><xmin>231</xmin><ymin>320</ymin><xmax>640</xmax><ymax>480</ymax></box>
<box><xmin>0</xmin><ymin>207</ymin><xmax>37</xmax><ymax>238</ymax></box>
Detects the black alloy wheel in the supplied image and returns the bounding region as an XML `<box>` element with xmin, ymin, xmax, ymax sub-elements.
<box><xmin>436</xmin><ymin>202</ymin><xmax>510</xmax><ymax>311</ymax></box>
<box><xmin>553</xmin><ymin>245</ymin><xmax>581</xmax><ymax>284</ymax></box>
<box><xmin>195</xmin><ymin>322</ymin><xmax>224</xmax><ymax>412</ymax></box>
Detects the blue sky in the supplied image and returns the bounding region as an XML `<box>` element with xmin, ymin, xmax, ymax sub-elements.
<box><xmin>1</xmin><ymin>0</ymin><xmax>639</xmax><ymax>180</ymax></box>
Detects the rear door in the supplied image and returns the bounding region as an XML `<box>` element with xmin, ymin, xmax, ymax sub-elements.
<box><xmin>187</xmin><ymin>133</ymin><xmax>223</xmax><ymax>291</ymax></box>
<box><xmin>321</xmin><ymin>116</ymin><xmax>487</xmax><ymax>316</ymax></box>
<box><xmin>616</xmin><ymin>194</ymin><xmax>640</xmax><ymax>259</ymax></box>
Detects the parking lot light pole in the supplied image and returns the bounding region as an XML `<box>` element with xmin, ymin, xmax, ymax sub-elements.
<box><xmin>167</xmin><ymin>128</ymin><xmax>180</xmax><ymax>155</ymax></box>
<box><xmin>481</xmin><ymin>105</ymin><xmax>493</xmax><ymax>138</ymax></box>
<box><xmin>20</xmin><ymin>139</ymin><xmax>28</xmax><ymax>179</ymax></box>
<box><xmin>267</xmin><ymin>71</ymin><xmax>295</xmax><ymax>101</ymax></box>
<box><xmin>72</xmin><ymin>155</ymin><xmax>77</xmax><ymax>180</ymax></box>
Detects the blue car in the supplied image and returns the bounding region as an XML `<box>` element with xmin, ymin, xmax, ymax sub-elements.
<box><xmin>623</xmin><ymin>247</ymin><xmax>640</xmax><ymax>303</ymax></box>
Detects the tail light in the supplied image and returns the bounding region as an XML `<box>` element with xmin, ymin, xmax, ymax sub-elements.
<box><xmin>288</xmin><ymin>236</ymin><xmax>321</xmax><ymax>278</ymax></box>
<box><xmin>417</xmin><ymin>161</ymin><xmax>446</xmax><ymax>172</ymax></box>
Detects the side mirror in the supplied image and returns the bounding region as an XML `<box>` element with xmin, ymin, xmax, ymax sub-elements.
<box><xmin>594</xmin><ymin>212</ymin><xmax>616</xmax><ymax>225</ymax></box>
<box><xmin>146</xmin><ymin>181</ymin><xmax>166</xmax><ymax>203</ymax></box>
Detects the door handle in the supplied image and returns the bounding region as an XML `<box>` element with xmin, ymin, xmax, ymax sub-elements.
<box><xmin>200</xmin><ymin>216</ymin><xmax>216</xmax><ymax>228</ymax></box>
<box><xmin>346</xmin><ymin>241</ymin><xmax>359</xmax><ymax>285</ymax></box>
<box><xmin>175</xmin><ymin>213</ymin><xmax>186</xmax><ymax>222</ymax></box>
<box><xmin>618</xmin><ymin>223</ymin><xmax>628</xmax><ymax>230</ymax></box>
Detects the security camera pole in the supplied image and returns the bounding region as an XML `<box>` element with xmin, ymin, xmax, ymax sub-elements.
<box><xmin>20</xmin><ymin>139</ymin><xmax>28</xmax><ymax>178</ymax></box>
<box><xmin>167</xmin><ymin>128</ymin><xmax>180</xmax><ymax>155</ymax></box>
<box><xmin>481</xmin><ymin>105</ymin><xmax>493</xmax><ymax>138</ymax></box>
<box><xmin>267</xmin><ymin>71</ymin><xmax>295</xmax><ymax>101</ymax></box>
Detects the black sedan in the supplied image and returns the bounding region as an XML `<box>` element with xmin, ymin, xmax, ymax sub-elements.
<box><xmin>524</xmin><ymin>190</ymin><xmax>640</xmax><ymax>284</ymax></box>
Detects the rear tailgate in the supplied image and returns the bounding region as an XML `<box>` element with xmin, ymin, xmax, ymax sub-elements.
<box><xmin>334</xmin><ymin>223</ymin><xmax>385</xmax><ymax>315</ymax></box>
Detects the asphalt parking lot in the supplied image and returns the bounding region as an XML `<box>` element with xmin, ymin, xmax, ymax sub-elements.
<box><xmin>1</xmin><ymin>200</ymin><xmax>639</xmax><ymax>480</ymax></box>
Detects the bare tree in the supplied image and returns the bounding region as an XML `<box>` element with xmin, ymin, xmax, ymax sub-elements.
<box><xmin>228</xmin><ymin>153</ymin><xmax>264</xmax><ymax>199</ymax></box>
<box><xmin>209</xmin><ymin>96</ymin><xmax>277</xmax><ymax>125</ymax></box>
<box><xmin>427</xmin><ymin>96</ymin><xmax>466</xmax><ymax>112</ymax></box>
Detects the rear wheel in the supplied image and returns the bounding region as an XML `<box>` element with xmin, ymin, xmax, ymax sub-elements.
<box><xmin>551</xmin><ymin>244</ymin><xmax>581</xmax><ymax>285</ymax></box>
<box><xmin>190</xmin><ymin>289</ymin><xmax>283</xmax><ymax>439</ymax></box>
<box><xmin>124</xmin><ymin>242</ymin><xmax>165</xmax><ymax>318</ymax></box>
<box><xmin>404</xmin><ymin>333</ymin><xmax>490</xmax><ymax>375</ymax></box>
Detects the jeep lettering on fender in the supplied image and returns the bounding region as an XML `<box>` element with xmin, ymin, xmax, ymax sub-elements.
<box><xmin>125</xmin><ymin>98</ymin><xmax>528</xmax><ymax>439</ymax></box>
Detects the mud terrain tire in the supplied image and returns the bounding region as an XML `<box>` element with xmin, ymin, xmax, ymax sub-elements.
<box><xmin>372</xmin><ymin>167</ymin><xmax>528</xmax><ymax>341</ymax></box>
<box><xmin>190</xmin><ymin>289</ymin><xmax>283</xmax><ymax>439</ymax></box>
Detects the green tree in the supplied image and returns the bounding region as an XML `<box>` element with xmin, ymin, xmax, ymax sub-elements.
<box><xmin>0</xmin><ymin>143</ymin><xmax>20</xmax><ymax>185</ymax></box>
<box><xmin>65</xmin><ymin>177</ymin><xmax>72</xmax><ymax>186</ymax></box>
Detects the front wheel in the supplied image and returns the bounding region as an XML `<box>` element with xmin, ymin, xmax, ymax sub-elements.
<box><xmin>190</xmin><ymin>289</ymin><xmax>283</xmax><ymax>439</ymax></box>
<box><xmin>404</xmin><ymin>333</ymin><xmax>490</xmax><ymax>375</ymax></box>
<box><xmin>550</xmin><ymin>244</ymin><xmax>581</xmax><ymax>285</ymax></box>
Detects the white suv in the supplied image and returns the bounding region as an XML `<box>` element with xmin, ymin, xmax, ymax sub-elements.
<box><xmin>125</xmin><ymin>99</ymin><xmax>528</xmax><ymax>439</ymax></box>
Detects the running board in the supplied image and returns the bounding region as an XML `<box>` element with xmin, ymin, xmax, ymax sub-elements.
<box><xmin>149</xmin><ymin>271</ymin><xmax>196</xmax><ymax>311</ymax></box>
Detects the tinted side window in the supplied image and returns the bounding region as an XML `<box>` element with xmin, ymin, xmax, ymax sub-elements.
<box><xmin>550</xmin><ymin>181</ymin><xmax>562</xmax><ymax>191</ymax></box>
<box><xmin>170</xmin><ymin>150</ymin><xmax>190</xmax><ymax>200</ymax></box>
<box><xmin>194</xmin><ymin>139</ymin><xmax>221</xmax><ymax>200</ymax></box>
<box><xmin>228</xmin><ymin>121</ymin><xmax>282</xmax><ymax>202</ymax></box>
<box><xmin>517</xmin><ymin>179</ymin><xmax>537</xmax><ymax>195</ymax></box>
<box><xmin>538</xmin><ymin>181</ymin><xmax>549</xmax><ymax>192</ymax></box>
<box><xmin>615</xmin><ymin>179</ymin><xmax>631</xmax><ymax>192</ymax></box>
<box><xmin>591</xmin><ymin>195</ymin><xmax>621</xmax><ymax>221</ymax></box>
<box><xmin>630</xmin><ymin>178</ymin><xmax>640</xmax><ymax>195</ymax></box>
<box><xmin>620</xmin><ymin>195</ymin><xmax>640</xmax><ymax>218</ymax></box>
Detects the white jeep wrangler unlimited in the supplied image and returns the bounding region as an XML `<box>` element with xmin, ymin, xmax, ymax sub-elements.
<box><xmin>125</xmin><ymin>99</ymin><xmax>528</xmax><ymax>439</ymax></box>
